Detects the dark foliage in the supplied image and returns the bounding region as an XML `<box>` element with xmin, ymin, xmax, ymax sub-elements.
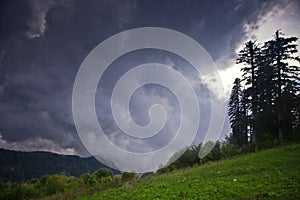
<box><xmin>94</xmin><ymin>168</ymin><xmax>113</xmax><ymax>179</ymax></box>
<box><xmin>121</xmin><ymin>171</ymin><xmax>136</xmax><ymax>181</ymax></box>
<box><xmin>229</xmin><ymin>30</ymin><xmax>300</xmax><ymax>145</ymax></box>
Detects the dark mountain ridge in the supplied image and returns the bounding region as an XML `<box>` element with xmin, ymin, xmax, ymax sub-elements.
<box><xmin>0</xmin><ymin>148</ymin><xmax>118</xmax><ymax>182</ymax></box>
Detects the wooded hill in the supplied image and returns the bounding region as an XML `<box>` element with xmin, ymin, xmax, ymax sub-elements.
<box><xmin>0</xmin><ymin>149</ymin><xmax>118</xmax><ymax>182</ymax></box>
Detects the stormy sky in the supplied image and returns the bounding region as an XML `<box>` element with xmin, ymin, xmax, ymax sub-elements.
<box><xmin>0</xmin><ymin>0</ymin><xmax>299</xmax><ymax>157</ymax></box>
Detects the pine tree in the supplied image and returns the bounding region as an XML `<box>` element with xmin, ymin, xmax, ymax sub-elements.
<box><xmin>228</xmin><ymin>78</ymin><xmax>248</xmax><ymax>146</ymax></box>
<box><xmin>263</xmin><ymin>30</ymin><xmax>300</xmax><ymax>142</ymax></box>
<box><xmin>254</xmin><ymin>45</ymin><xmax>278</xmax><ymax>141</ymax></box>
<box><xmin>236</xmin><ymin>40</ymin><xmax>261</xmax><ymax>142</ymax></box>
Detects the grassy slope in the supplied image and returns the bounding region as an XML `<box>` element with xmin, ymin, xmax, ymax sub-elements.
<box><xmin>76</xmin><ymin>144</ymin><xmax>300</xmax><ymax>200</ymax></box>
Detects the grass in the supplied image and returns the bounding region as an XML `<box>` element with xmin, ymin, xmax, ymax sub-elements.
<box><xmin>73</xmin><ymin>144</ymin><xmax>300</xmax><ymax>200</ymax></box>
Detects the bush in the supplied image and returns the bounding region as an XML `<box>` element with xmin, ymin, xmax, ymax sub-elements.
<box><xmin>94</xmin><ymin>168</ymin><xmax>113</xmax><ymax>180</ymax></box>
<box><xmin>34</xmin><ymin>175</ymin><xmax>66</xmax><ymax>196</ymax></box>
<box><xmin>29</xmin><ymin>178</ymin><xmax>39</xmax><ymax>185</ymax></box>
<box><xmin>157</xmin><ymin>166</ymin><xmax>172</xmax><ymax>174</ymax></box>
<box><xmin>172</xmin><ymin>145</ymin><xmax>200</xmax><ymax>169</ymax></box>
<box><xmin>200</xmin><ymin>141</ymin><xmax>222</xmax><ymax>164</ymax></box>
<box><xmin>80</xmin><ymin>173</ymin><xmax>90</xmax><ymax>185</ymax></box>
<box><xmin>112</xmin><ymin>175</ymin><xmax>122</xmax><ymax>186</ymax></box>
<box><xmin>42</xmin><ymin>175</ymin><xmax>65</xmax><ymax>196</ymax></box>
<box><xmin>241</xmin><ymin>143</ymin><xmax>256</xmax><ymax>154</ymax></box>
<box><xmin>121</xmin><ymin>172</ymin><xmax>136</xmax><ymax>181</ymax></box>
<box><xmin>99</xmin><ymin>176</ymin><xmax>112</xmax><ymax>184</ymax></box>
<box><xmin>221</xmin><ymin>144</ymin><xmax>239</xmax><ymax>159</ymax></box>
<box><xmin>141</xmin><ymin>171</ymin><xmax>155</xmax><ymax>178</ymax></box>
<box><xmin>86</xmin><ymin>174</ymin><xmax>97</xmax><ymax>186</ymax></box>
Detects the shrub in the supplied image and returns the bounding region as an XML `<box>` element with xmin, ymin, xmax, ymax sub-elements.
<box><xmin>172</xmin><ymin>146</ymin><xmax>200</xmax><ymax>169</ymax></box>
<box><xmin>87</xmin><ymin>175</ymin><xmax>97</xmax><ymax>186</ymax></box>
<box><xmin>80</xmin><ymin>173</ymin><xmax>90</xmax><ymax>185</ymax></box>
<box><xmin>43</xmin><ymin>175</ymin><xmax>65</xmax><ymax>196</ymax></box>
<box><xmin>141</xmin><ymin>171</ymin><xmax>155</xmax><ymax>178</ymax></box>
<box><xmin>99</xmin><ymin>176</ymin><xmax>112</xmax><ymax>184</ymax></box>
<box><xmin>121</xmin><ymin>172</ymin><xmax>136</xmax><ymax>181</ymax></box>
<box><xmin>200</xmin><ymin>141</ymin><xmax>222</xmax><ymax>164</ymax></box>
<box><xmin>29</xmin><ymin>178</ymin><xmax>39</xmax><ymax>185</ymax></box>
<box><xmin>112</xmin><ymin>175</ymin><xmax>122</xmax><ymax>186</ymax></box>
<box><xmin>94</xmin><ymin>168</ymin><xmax>113</xmax><ymax>180</ymax></box>
<box><xmin>241</xmin><ymin>143</ymin><xmax>256</xmax><ymax>154</ymax></box>
<box><xmin>157</xmin><ymin>166</ymin><xmax>172</xmax><ymax>174</ymax></box>
<box><xmin>221</xmin><ymin>144</ymin><xmax>239</xmax><ymax>159</ymax></box>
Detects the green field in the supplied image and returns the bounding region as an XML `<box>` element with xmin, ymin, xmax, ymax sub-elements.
<box><xmin>74</xmin><ymin>144</ymin><xmax>300</xmax><ymax>200</ymax></box>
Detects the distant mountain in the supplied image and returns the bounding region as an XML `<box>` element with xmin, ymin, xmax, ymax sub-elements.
<box><xmin>0</xmin><ymin>149</ymin><xmax>118</xmax><ymax>182</ymax></box>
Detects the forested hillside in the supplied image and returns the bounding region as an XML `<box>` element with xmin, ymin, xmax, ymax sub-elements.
<box><xmin>0</xmin><ymin>149</ymin><xmax>118</xmax><ymax>182</ymax></box>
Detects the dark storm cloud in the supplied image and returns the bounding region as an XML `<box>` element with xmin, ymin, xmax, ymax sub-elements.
<box><xmin>0</xmin><ymin>0</ymin><xmax>31</xmax><ymax>40</ymax></box>
<box><xmin>0</xmin><ymin>0</ymin><xmax>291</xmax><ymax>156</ymax></box>
<box><xmin>0</xmin><ymin>0</ymin><xmax>141</xmax><ymax>156</ymax></box>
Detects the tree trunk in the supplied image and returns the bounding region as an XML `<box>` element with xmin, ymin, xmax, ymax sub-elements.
<box><xmin>247</xmin><ymin>41</ymin><xmax>256</xmax><ymax>142</ymax></box>
<box><xmin>275</xmin><ymin>31</ymin><xmax>284</xmax><ymax>143</ymax></box>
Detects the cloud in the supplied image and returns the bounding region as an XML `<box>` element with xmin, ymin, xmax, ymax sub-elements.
<box><xmin>246</xmin><ymin>0</ymin><xmax>300</xmax><ymax>46</ymax></box>
<box><xmin>25</xmin><ymin>0</ymin><xmax>67</xmax><ymax>39</ymax></box>
<box><xmin>98</xmin><ymin>84</ymin><xmax>181</xmax><ymax>153</ymax></box>
<box><xmin>0</xmin><ymin>133</ymin><xmax>77</xmax><ymax>155</ymax></box>
<box><xmin>0</xmin><ymin>50</ymin><xmax>5</xmax><ymax>62</ymax></box>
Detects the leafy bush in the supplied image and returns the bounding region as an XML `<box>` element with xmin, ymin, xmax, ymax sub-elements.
<box><xmin>121</xmin><ymin>172</ymin><xmax>136</xmax><ymax>181</ymax></box>
<box><xmin>111</xmin><ymin>175</ymin><xmax>122</xmax><ymax>187</ymax></box>
<box><xmin>157</xmin><ymin>166</ymin><xmax>172</xmax><ymax>174</ymax></box>
<box><xmin>80</xmin><ymin>173</ymin><xmax>90</xmax><ymax>185</ymax></box>
<box><xmin>172</xmin><ymin>145</ymin><xmax>200</xmax><ymax>169</ymax></box>
<box><xmin>42</xmin><ymin>175</ymin><xmax>65</xmax><ymax>196</ymax></box>
<box><xmin>86</xmin><ymin>174</ymin><xmax>97</xmax><ymax>186</ymax></box>
<box><xmin>99</xmin><ymin>176</ymin><xmax>112</xmax><ymax>184</ymax></box>
<box><xmin>200</xmin><ymin>141</ymin><xmax>222</xmax><ymax>164</ymax></box>
<box><xmin>141</xmin><ymin>171</ymin><xmax>155</xmax><ymax>178</ymax></box>
<box><xmin>221</xmin><ymin>143</ymin><xmax>239</xmax><ymax>159</ymax></box>
<box><xmin>94</xmin><ymin>168</ymin><xmax>113</xmax><ymax>180</ymax></box>
<box><xmin>240</xmin><ymin>143</ymin><xmax>256</xmax><ymax>154</ymax></box>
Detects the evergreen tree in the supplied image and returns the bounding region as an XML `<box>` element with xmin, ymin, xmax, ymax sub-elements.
<box><xmin>236</xmin><ymin>41</ymin><xmax>261</xmax><ymax>142</ymax></box>
<box><xmin>254</xmin><ymin>44</ymin><xmax>278</xmax><ymax>141</ymax></box>
<box><xmin>228</xmin><ymin>78</ymin><xmax>248</xmax><ymax>146</ymax></box>
<box><xmin>263</xmin><ymin>30</ymin><xmax>300</xmax><ymax>142</ymax></box>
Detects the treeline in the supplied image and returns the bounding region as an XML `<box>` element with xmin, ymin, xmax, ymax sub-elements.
<box><xmin>228</xmin><ymin>30</ymin><xmax>300</xmax><ymax>146</ymax></box>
